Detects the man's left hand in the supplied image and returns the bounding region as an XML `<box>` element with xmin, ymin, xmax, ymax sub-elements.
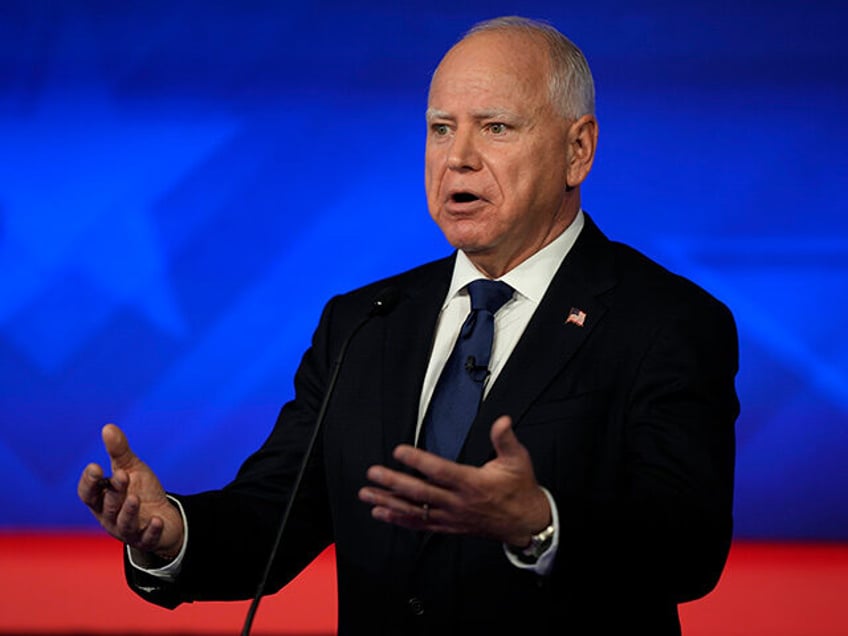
<box><xmin>358</xmin><ymin>415</ymin><xmax>551</xmax><ymax>547</ymax></box>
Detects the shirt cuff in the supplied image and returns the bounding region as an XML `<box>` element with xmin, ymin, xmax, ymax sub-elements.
<box><xmin>502</xmin><ymin>486</ymin><xmax>559</xmax><ymax>576</ymax></box>
<box><xmin>125</xmin><ymin>495</ymin><xmax>188</xmax><ymax>581</ymax></box>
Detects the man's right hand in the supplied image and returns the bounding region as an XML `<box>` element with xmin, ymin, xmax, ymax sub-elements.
<box><xmin>78</xmin><ymin>424</ymin><xmax>184</xmax><ymax>561</ymax></box>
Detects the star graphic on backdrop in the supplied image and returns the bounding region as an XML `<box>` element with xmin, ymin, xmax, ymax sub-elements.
<box><xmin>0</xmin><ymin>81</ymin><xmax>238</xmax><ymax>373</ymax></box>
<box><xmin>655</xmin><ymin>236</ymin><xmax>848</xmax><ymax>414</ymax></box>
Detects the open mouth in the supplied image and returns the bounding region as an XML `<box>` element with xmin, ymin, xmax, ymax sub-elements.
<box><xmin>451</xmin><ymin>192</ymin><xmax>480</xmax><ymax>203</ymax></box>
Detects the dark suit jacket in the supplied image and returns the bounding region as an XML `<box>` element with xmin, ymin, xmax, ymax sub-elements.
<box><xmin>127</xmin><ymin>214</ymin><xmax>738</xmax><ymax>635</ymax></box>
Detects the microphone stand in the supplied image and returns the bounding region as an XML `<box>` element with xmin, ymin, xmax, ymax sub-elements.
<box><xmin>240</xmin><ymin>288</ymin><xmax>399</xmax><ymax>635</ymax></box>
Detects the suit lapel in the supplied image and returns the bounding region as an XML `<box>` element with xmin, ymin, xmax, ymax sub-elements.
<box><xmin>374</xmin><ymin>258</ymin><xmax>453</xmax><ymax>561</ymax></box>
<box><xmin>461</xmin><ymin>214</ymin><xmax>618</xmax><ymax>466</ymax></box>
<box><xmin>379</xmin><ymin>257</ymin><xmax>453</xmax><ymax>462</ymax></box>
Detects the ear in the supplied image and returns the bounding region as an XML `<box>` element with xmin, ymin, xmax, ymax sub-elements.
<box><xmin>565</xmin><ymin>114</ymin><xmax>599</xmax><ymax>189</ymax></box>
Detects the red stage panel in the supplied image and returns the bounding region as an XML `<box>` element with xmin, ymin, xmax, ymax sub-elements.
<box><xmin>680</xmin><ymin>542</ymin><xmax>848</xmax><ymax>636</ymax></box>
<box><xmin>1</xmin><ymin>533</ymin><xmax>846</xmax><ymax>634</ymax></box>
<box><xmin>0</xmin><ymin>532</ymin><xmax>336</xmax><ymax>634</ymax></box>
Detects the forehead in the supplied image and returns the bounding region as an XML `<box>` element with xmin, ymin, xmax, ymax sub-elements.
<box><xmin>428</xmin><ymin>31</ymin><xmax>551</xmax><ymax>112</ymax></box>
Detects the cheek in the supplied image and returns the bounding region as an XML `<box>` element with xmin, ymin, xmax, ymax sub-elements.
<box><xmin>424</xmin><ymin>160</ymin><xmax>435</xmax><ymax>186</ymax></box>
<box><xmin>511</xmin><ymin>156</ymin><xmax>563</xmax><ymax>201</ymax></box>
<box><xmin>489</xmin><ymin>151</ymin><xmax>530</xmax><ymax>187</ymax></box>
<box><xmin>424</xmin><ymin>150</ymin><xmax>440</xmax><ymax>195</ymax></box>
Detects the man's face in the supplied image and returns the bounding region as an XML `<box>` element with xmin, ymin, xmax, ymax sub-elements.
<box><xmin>425</xmin><ymin>31</ymin><xmax>577</xmax><ymax>277</ymax></box>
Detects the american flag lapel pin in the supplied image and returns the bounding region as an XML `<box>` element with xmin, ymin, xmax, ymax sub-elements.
<box><xmin>565</xmin><ymin>307</ymin><xmax>587</xmax><ymax>327</ymax></box>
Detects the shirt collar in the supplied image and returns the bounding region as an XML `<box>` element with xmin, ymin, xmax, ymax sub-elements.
<box><xmin>443</xmin><ymin>209</ymin><xmax>585</xmax><ymax>308</ymax></box>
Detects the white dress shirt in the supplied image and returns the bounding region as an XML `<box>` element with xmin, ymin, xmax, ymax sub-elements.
<box><xmin>417</xmin><ymin>211</ymin><xmax>584</xmax><ymax>437</ymax></box>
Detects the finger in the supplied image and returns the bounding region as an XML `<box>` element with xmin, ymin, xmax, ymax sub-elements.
<box><xmin>100</xmin><ymin>469</ymin><xmax>130</xmax><ymax>523</ymax></box>
<box><xmin>102</xmin><ymin>423</ymin><xmax>137</xmax><ymax>471</ymax></box>
<box><xmin>116</xmin><ymin>501</ymin><xmax>165</xmax><ymax>553</ymax></box>
<box><xmin>361</xmin><ymin>485</ymin><xmax>471</xmax><ymax>535</ymax></box>
<box><xmin>391</xmin><ymin>445</ymin><xmax>471</xmax><ymax>488</ymax></box>
<box><xmin>116</xmin><ymin>493</ymin><xmax>167</xmax><ymax>552</ymax></box>
<box><xmin>78</xmin><ymin>463</ymin><xmax>105</xmax><ymax>509</ymax></box>
<box><xmin>370</xmin><ymin>505</ymin><xmax>453</xmax><ymax>531</ymax></box>
<box><xmin>359</xmin><ymin>482</ymin><xmax>425</xmax><ymax>527</ymax></box>
<box><xmin>369</xmin><ymin>501</ymin><xmax>462</xmax><ymax>535</ymax></box>
<box><xmin>365</xmin><ymin>464</ymin><xmax>456</xmax><ymax>509</ymax></box>
<box><xmin>136</xmin><ymin>517</ymin><xmax>165</xmax><ymax>553</ymax></box>
<box><xmin>359</xmin><ymin>486</ymin><xmax>425</xmax><ymax>519</ymax></box>
<box><xmin>115</xmin><ymin>493</ymin><xmax>142</xmax><ymax>540</ymax></box>
<box><xmin>489</xmin><ymin>415</ymin><xmax>525</xmax><ymax>461</ymax></box>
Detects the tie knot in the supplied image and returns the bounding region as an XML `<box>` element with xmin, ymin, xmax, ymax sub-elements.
<box><xmin>467</xmin><ymin>279</ymin><xmax>514</xmax><ymax>315</ymax></box>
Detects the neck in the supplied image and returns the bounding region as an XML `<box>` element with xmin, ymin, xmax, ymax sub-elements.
<box><xmin>467</xmin><ymin>196</ymin><xmax>580</xmax><ymax>278</ymax></box>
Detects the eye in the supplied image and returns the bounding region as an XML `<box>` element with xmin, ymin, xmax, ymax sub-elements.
<box><xmin>432</xmin><ymin>123</ymin><xmax>450</xmax><ymax>136</ymax></box>
<box><xmin>487</xmin><ymin>122</ymin><xmax>508</xmax><ymax>135</ymax></box>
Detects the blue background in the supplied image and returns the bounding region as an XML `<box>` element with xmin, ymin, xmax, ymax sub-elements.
<box><xmin>1</xmin><ymin>1</ymin><xmax>846</xmax><ymax>540</ymax></box>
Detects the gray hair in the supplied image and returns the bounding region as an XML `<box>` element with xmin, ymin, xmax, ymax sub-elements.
<box><xmin>464</xmin><ymin>16</ymin><xmax>595</xmax><ymax>119</ymax></box>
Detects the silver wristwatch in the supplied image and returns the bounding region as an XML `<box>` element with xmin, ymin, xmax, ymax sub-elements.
<box><xmin>512</xmin><ymin>523</ymin><xmax>555</xmax><ymax>563</ymax></box>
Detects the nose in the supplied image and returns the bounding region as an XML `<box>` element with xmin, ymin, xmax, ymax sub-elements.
<box><xmin>447</xmin><ymin>127</ymin><xmax>481</xmax><ymax>172</ymax></box>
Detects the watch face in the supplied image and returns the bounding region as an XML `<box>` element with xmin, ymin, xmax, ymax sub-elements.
<box><xmin>520</xmin><ymin>524</ymin><xmax>555</xmax><ymax>560</ymax></box>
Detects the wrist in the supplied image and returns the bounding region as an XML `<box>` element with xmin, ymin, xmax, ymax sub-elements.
<box><xmin>128</xmin><ymin>546</ymin><xmax>177</xmax><ymax>569</ymax></box>
<box><xmin>510</xmin><ymin>486</ymin><xmax>552</xmax><ymax>546</ymax></box>
<box><xmin>507</xmin><ymin>521</ymin><xmax>555</xmax><ymax>563</ymax></box>
<box><xmin>154</xmin><ymin>495</ymin><xmax>186</xmax><ymax>560</ymax></box>
<box><xmin>506</xmin><ymin>488</ymin><xmax>552</xmax><ymax>556</ymax></box>
<box><xmin>154</xmin><ymin>537</ymin><xmax>183</xmax><ymax>561</ymax></box>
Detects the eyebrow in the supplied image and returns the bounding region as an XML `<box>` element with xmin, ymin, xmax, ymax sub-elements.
<box><xmin>425</xmin><ymin>108</ymin><xmax>451</xmax><ymax>122</ymax></box>
<box><xmin>425</xmin><ymin>107</ymin><xmax>524</xmax><ymax>123</ymax></box>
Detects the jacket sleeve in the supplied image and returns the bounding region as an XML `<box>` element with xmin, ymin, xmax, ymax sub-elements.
<box><xmin>551</xmin><ymin>294</ymin><xmax>738</xmax><ymax>604</ymax></box>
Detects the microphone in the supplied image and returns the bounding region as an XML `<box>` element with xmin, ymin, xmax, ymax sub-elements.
<box><xmin>464</xmin><ymin>355</ymin><xmax>490</xmax><ymax>383</ymax></box>
<box><xmin>369</xmin><ymin>286</ymin><xmax>401</xmax><ymax>317</ymax></box>
<box><xmin>241</xmin><ymin>287</ymin><xmax>401</xmax><ymax>636</ymax></box>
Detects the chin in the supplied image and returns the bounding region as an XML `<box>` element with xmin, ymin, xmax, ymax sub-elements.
<box><xmin>436</xmin><ymin>220</ymin><xmax>494</xmax><ymax>253</ymax></box>
<box><xmin>444</xmin><ymin>235</ymin><xmax>490</xmax><ymax>255</ymax></box>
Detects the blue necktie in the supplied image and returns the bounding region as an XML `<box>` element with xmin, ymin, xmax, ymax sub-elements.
<box><xmin>422</xmin><ymin>279</ymin><xmax>514</xmax><ymax>460</ymax></box>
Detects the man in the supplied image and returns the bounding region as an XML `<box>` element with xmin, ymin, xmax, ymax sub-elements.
<box><xmin>78</xmin><ymin>16</ymin><xmax>738</xmax><ymax>635</ymax></box>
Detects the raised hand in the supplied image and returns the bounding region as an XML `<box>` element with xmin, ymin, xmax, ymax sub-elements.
<box><xmin>359</xmin><ymin>415</ymin><xmax>551</xmax><ymax>547</ymax></box>
<box><xmin>78</xmin><ymin>424</ymin><xmax>184</xmax><ymax>560</ymax></box>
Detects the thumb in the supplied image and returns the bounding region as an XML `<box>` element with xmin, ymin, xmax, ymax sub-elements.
<box><xmin>101</xmin><ymin>423</ymin><xmax>137</xmax><ymax>471</ymax></box>
<box><xmin>490</xmin><ymin>415</ymin><xmax>525</xmax><ymax>461</ymax></box>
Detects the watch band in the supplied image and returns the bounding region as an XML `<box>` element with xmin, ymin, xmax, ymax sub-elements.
<box><xmin>511</xmin><ymin>523</ymin><xmax>555</xmax><ymax>564</ymax></box>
